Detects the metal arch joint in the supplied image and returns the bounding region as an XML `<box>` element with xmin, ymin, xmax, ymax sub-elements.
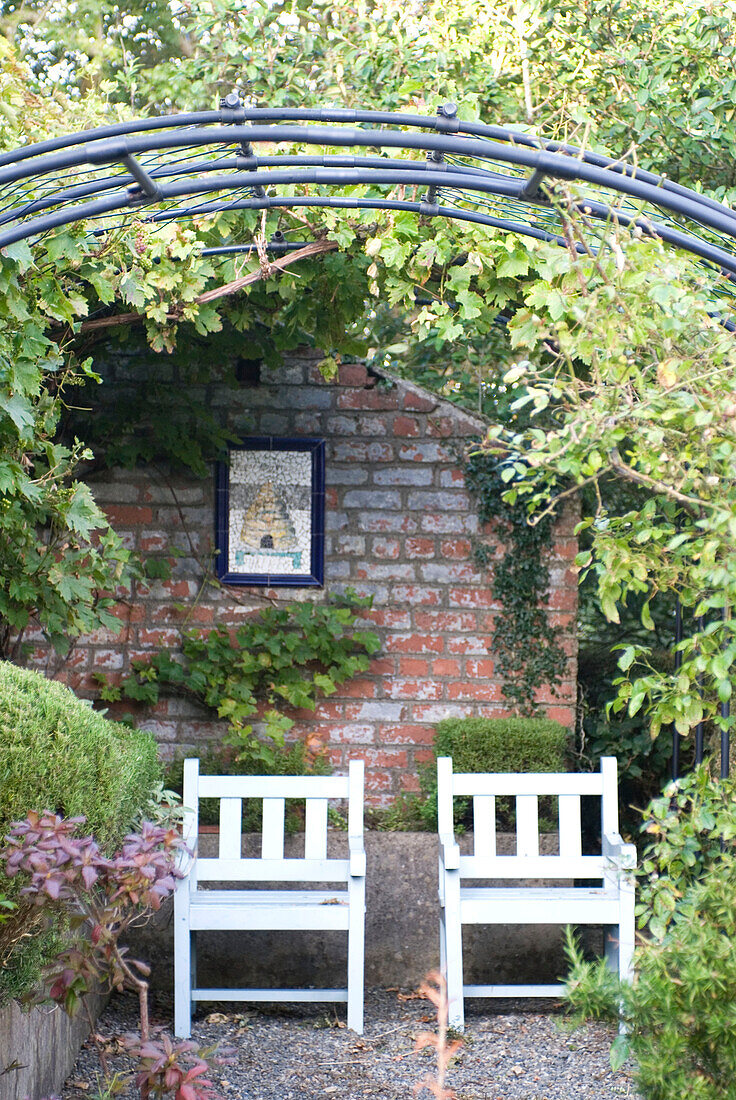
<box><xmin>520</xmin><ymin>169</ymin><xmax>551</xmax><ymax>202</ymax></box>
<box><xmin>123</xmin><ymin>154</ymin><xmax>164</xmax><ymax>202</ymax></box>
<box><xmin>435</xmin><ymin>102</ymin><xmax>460</xmax><ymax>134</ymax></box>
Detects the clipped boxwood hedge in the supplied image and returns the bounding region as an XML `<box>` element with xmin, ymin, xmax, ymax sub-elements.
<box><xmin>420</xmin><ymin>716</ymin><xmax>569</xmax><ymax>829</ymax></box>
<box><xmin>0</xmin><ymin>661</ymin><xmax>161</xmax><ymax>1003</ymax></box>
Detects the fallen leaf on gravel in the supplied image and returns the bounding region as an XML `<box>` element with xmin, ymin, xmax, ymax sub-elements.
<box><xmin>396</xmin><ymin>990</ymin><xmax>424</xmax><ymax>1001</ymax></box>
<box><xmin>206</xmin><ymin>1012</ymin><xmax>230</xmax><ymax>1024</ymax></box>
<box><xmin>69</xmin><ymin>1082</ymin><xmax>90</xmax><ymax>1091</ymax></box>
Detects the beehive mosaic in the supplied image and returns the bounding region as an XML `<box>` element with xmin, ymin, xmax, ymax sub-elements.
<box><xmin>228</xmin><ymin>448</ymin><xmax>312</xmax><ymax>576</ymax></box>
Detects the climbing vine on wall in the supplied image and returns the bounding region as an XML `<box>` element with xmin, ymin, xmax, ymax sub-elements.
<box><xmin>97</xmin><ymin>593</ymin><xmax>380</xmax><ymax>770</ymax></box>
<box><xmin>464</xmin><ymin>450</ymin><xmax>565</xmax><ymax>716</ymax></box>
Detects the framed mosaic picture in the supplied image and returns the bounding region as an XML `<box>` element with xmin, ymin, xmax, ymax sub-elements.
<box><xmin>215</xmin><ymin>437</ymin><xmax>325</xmax><ymax>587</ymax></box>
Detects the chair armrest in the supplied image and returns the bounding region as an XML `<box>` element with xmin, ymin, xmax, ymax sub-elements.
<box><xmin>603</xmin><ymin>831</ymin><xmax>637</xmax><ymax>869</ymax></box>
<box><xmin>349</xmin><ymin>834</ymin><xmax>366</xmax><ymax>877</ymax></box>
<box><xmin>439</xmin><ymin>832</ymin><xmax>460</xmax><ymax>871</ymax></box>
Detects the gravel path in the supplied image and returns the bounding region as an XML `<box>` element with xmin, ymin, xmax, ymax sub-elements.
<box><xmin>61</xmin><ymin>990</ymin><xmax>640</xmax><ymax>1099</ymax></box>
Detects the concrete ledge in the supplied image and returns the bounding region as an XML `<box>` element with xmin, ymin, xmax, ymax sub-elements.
<box><xmin>0</xmin><ymin>992</ymin><xmax>105</xmax><ymax>1100</ymax></box>
<box><xmin>130</xmin><ymin>832</ymin><xmax>604</xmax><ymax>997</ymax></box>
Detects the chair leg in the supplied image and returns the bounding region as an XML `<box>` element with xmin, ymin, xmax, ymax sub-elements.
<box><xmin>442</xmin><ymin>871</ymin><xmax>464</xmax><ymax>1032</ymax></box>
<box><xmin>439</xmin><ymin>906</ymin><xmax>447</xmax><ymax>976</ymax></box>
<box><xmin>174</xmin><ymin>926</ymin><xmax>192</xmax><ymax>1039</ymax></box>
<box><xmin>347</xmin><ymin>875</ymin><xmax>365</xmax><ymax>1035</ymax></box>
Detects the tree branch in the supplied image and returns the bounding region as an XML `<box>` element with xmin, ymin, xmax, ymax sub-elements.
<box><xmin>608</xmin><ymin>448</ymin><xmax>707</xmax><ymax>515</ymax></box>
<box><xmin>75</xmin><ymin>239</ymin><xmax>339</xmax><ymax>334</ymax></box>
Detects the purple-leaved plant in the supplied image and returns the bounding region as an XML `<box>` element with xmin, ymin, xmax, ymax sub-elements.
<box><xmin>2</xmin><ymin>811</ymin><xmax>227</xmax><ymax>1100</ymax></box>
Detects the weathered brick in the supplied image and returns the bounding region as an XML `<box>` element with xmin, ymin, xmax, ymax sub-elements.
<box><xmin>392</xmin><ymin>415</ymin><xmax>421</xmax><ymax>437</ymax></box>
<box><xmin>422</xmin><ymin>513</ymin><xmax>479</xmax><ymax>534</ymax></box>
<box><xmin>407</xmin><ymin>490</ymin><xmax>471</xmax><ymax>513</ymax></box>
<box><xmin>334</xmin><ymin>535</ymin><xmax>366</xmax><ymax>555</ymax></box>
<box><xmin>433</xmin><ymin>659</ymin><xmax>462</xmax><ymax>677</ymax></box>
<box><xmin>370</xmin><ymin>537</ymin><xmax>401</xmax><ymax>560</ymax></box>
<box><xmin>385</xmin><ymin>634</ymin><xmax>445</xmax><ymax>655</ymax></box>
<box><xmin>398</xmin><ymin>657</ymin><xmax>430</xmax><ymax>677</ymax></box>
<box><xmin>104</xmin><ymin>504</ymin><xmax>153</xmax><ymax>525</ymax></box>
<box><xmin>344</xmin><ymin>701</ymin><xmax>406</xmax><ymax>722</ymax></box>
<box><xmin>439</xmin><ymin>469</ymin><xmax>466</xmax><ymax>488</ymax></box>
<box><xmin>364</xmin><ymin>608</ymin><xmax>412</xmax><ymax>629</ymax></box>
<box><xmin>404</xmin><ymin>537</ymin><xmax>435</xmax><ymax>559</ymax></box>
<box><xmin>385</xmin><ymin>680</ymin><xmax>443</xmax><ymax>701</ymax></box>
<box><xmin>323</xmin><ymin>723</ymin><xmax>376</xmax><ymax>744</ymax></box>
<box><xmin>413</xmin><ymin>611</ymin><xmax>478</xmax><ymax>632</ymax></box>
<box><xmin>325</xmin><ymin>560</ymin><xmax>351</xmax><ymax>579</ymax></box>
<box><xmin>337</xmin><ymin>388</ymin><xmax>400</xmax><ymax>411</ymax></box>
<box><xmin>326</xmin><ymin>416</ymin><xmax>358</xmax><ymax>435</ymax></box>
<box><xmin>373</xmin><ymin>467</ymin><xmax>433</xmax><ymax>486</ymax></box>
<box><xmin>328</xmin><ymin>467</ymin><xmax>369</xmax><ymax>485</ymax></box>
<box><xmin>391</xmin><ymin>585</ymin><xmax>442</xmax><ymax>606</ymax></box>
<box><xmin>356</xmin><ymin>512</ymin><xmax>419</xmax><ymax>533</ymax></box>
<box><xmin>338</xmin><ymin>363</ymin><xmax>369</xmax><ymax>386</ymax></box>
<box><xmin>360</xmin><ymin>748</ymin><xmax>409</xmax><ymax>768</ymax></box>
<box><xmin>399</xmin><ymin>442</ymin><xmax>451</xmax><ymax>463</ymax></box>
<box><xmin>420</xmin><ymin>562</ymin><xmax>483</xmax><ymax>584</ymax></box>
<box><xmin>380</xmin><ymin>724</ymin><xmax>436</xmax><ymax>745</ymax></box>
<box><xmin>355</xmin><ymin>563</ymin><xmax>416</xmax><ymax>581</ymax></box>
<box><xmin>439</xmin><ymin>538</ymin><xmax>472</xmax><ymax>560</ymax></box>
<box><xmin>446</xmin><ymin>635</ymin><xmax>491</xmax><ymax>655</ymax></box>
<box><xmin>412</xmin><ymin>704</ymin><xmax>475</xmax><ymax>722</ymax></box>
<box><xmin>344</xmin><ymin>489</ymin><xmax>402</xmax><ymax>510</ymax></box>
<box><xmin>465</xmin><ymin>658</ymin><xmax>496</xmax><ymax>678</ymax></box>
<box><xmin>448</xmin><ymin>587</ymin><xmax>497</xmax><ymax>609</ymax></box>
<box><xmin>357</xmin><ymin>415</ymin><xmax>388</xmax><ymax>436</ymax></box>
<box><xmin>448</xmin><ymin>682</ymin><xmax>502</xmax><ymax>701</ymax></box>
<box><xmin>401</xmin><ymin>388</ymin><xmax>437</xmax><ymax>412</ymax></box>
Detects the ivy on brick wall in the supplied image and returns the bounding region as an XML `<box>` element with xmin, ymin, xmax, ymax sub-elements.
<box><xmin>97</xmin><ymin>593</ymin><xmax>379</xmax><ymax>770</ymax></box>
<box><xmin>465</xmin><ymin>451</ymin><xmax>565</xmax><ymax>716</ymax></box>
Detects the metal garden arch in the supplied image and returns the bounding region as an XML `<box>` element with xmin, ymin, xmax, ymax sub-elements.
<box><xmin>3</xmin><ymin>93</ymin><xmax>735</xmax><ymax>775</ymax></box>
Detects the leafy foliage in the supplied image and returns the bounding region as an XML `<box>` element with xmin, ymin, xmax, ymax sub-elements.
<box><xmin>0</xmin><ymin>810</ymin><xmax>228</xmax><ymax>1099</ymax></box>
<box><xmin>0</xmin><ymin>661</ymin><xmax>160</xmax><ymax>1003</ymax></box>
<box><xmin>0</xmin><ymin>3</ymin><xmax>735</xmax><ymax>752</ymax></box>
<box><xmin>98</xmin><ymin>594</ymin><xmax>380</xmax><ymax>769</ymax></box>
<box><xmin>636</xmin><ymin>765</ymin><xmax>736</xmax><ymax>941</ymax></box>
<box><xmin>465</xmin><ymin>451</ymin><xmax>566</xmax><ymax>713</ymax></box>
<box><xmin>565</xmin><ymin>767</ymin><xmax>736</xmax><ymax>1098</ymax></box>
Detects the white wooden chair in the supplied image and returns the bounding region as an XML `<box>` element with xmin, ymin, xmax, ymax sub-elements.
<box><xmin>174</xmin><ymin>758</ymin><xmax>366</xmax><ymax>1037</ymax></box>
<box><xmin>437</xmin><ymin>755</ymin><xmax>636</xmax><ymax>1030</ymax></box>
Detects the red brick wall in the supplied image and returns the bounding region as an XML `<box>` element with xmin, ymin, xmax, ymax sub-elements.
<box><xmin>31</xmin><ymin>350</ymin><xmax>578</xmax><ymax>805</ymax></box>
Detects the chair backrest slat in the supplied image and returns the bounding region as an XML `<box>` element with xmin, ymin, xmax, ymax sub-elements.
<box><xmin>516</xmin><ymin>794</ymin><xmax>539</xmax><ymax>858</ymax></box>
<box><xmin>473</xmin><ymin>795</ymin><xmax>496</xmax><ymax>859</ymax></box>
<box><xmin>219</xmin><ymin>797</ymin><xmax>243</xmax><ymax>860</ymax></box>
<box><xmin>559</xmin><ymin>794</ymin><xmax>582</xmax><ymax>859</ymax></box>
<box><xmin>305</xmin><ymin>798</ymin><xmax>328</xmax><ymax>859</ymax></box>
<box><xmin>181</xmin><ymin>760</ymin><xmax>362</xmax><ymax>888</ymax></box>
<box><xmin>261</xmin><ymin>798</ymin><xmax>285</xmax><ymax>859</ymax></box>
<box><xmin>438</xmin><ymin>756</ymin><xmax>618</xmax><ymax>884</ymax></box>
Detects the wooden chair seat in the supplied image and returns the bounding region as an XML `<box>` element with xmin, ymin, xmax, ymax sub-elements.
<box><xmin>188</xmin><ymin>889</ymin><xmax>351</xmax><ymax>930</ymax></box>
<box><xmin>458</xmin><ymin>886</ymin><xmax>625</xmax><ymax>924</ymax></box>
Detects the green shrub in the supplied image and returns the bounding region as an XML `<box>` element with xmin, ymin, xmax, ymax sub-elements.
<box><xmin>418</xmin><ymin>716</ymin><xmax>569</xmax><ymax>830</ymax></box>
<box><xmin>0</xmin><ymin>661</ymin><xmax>161</xmax><ymax>1003</ymax></box>
<box><xmin>565</xmin><ymin>767</ymin><xmax>736</xmax><ymax>1099</ymax></box>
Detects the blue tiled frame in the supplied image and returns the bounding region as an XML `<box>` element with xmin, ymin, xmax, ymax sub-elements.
<box><xmin>215</xmin><ymin>436</ymin><xmax>325</xmax><ymax>587</ymax></box>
